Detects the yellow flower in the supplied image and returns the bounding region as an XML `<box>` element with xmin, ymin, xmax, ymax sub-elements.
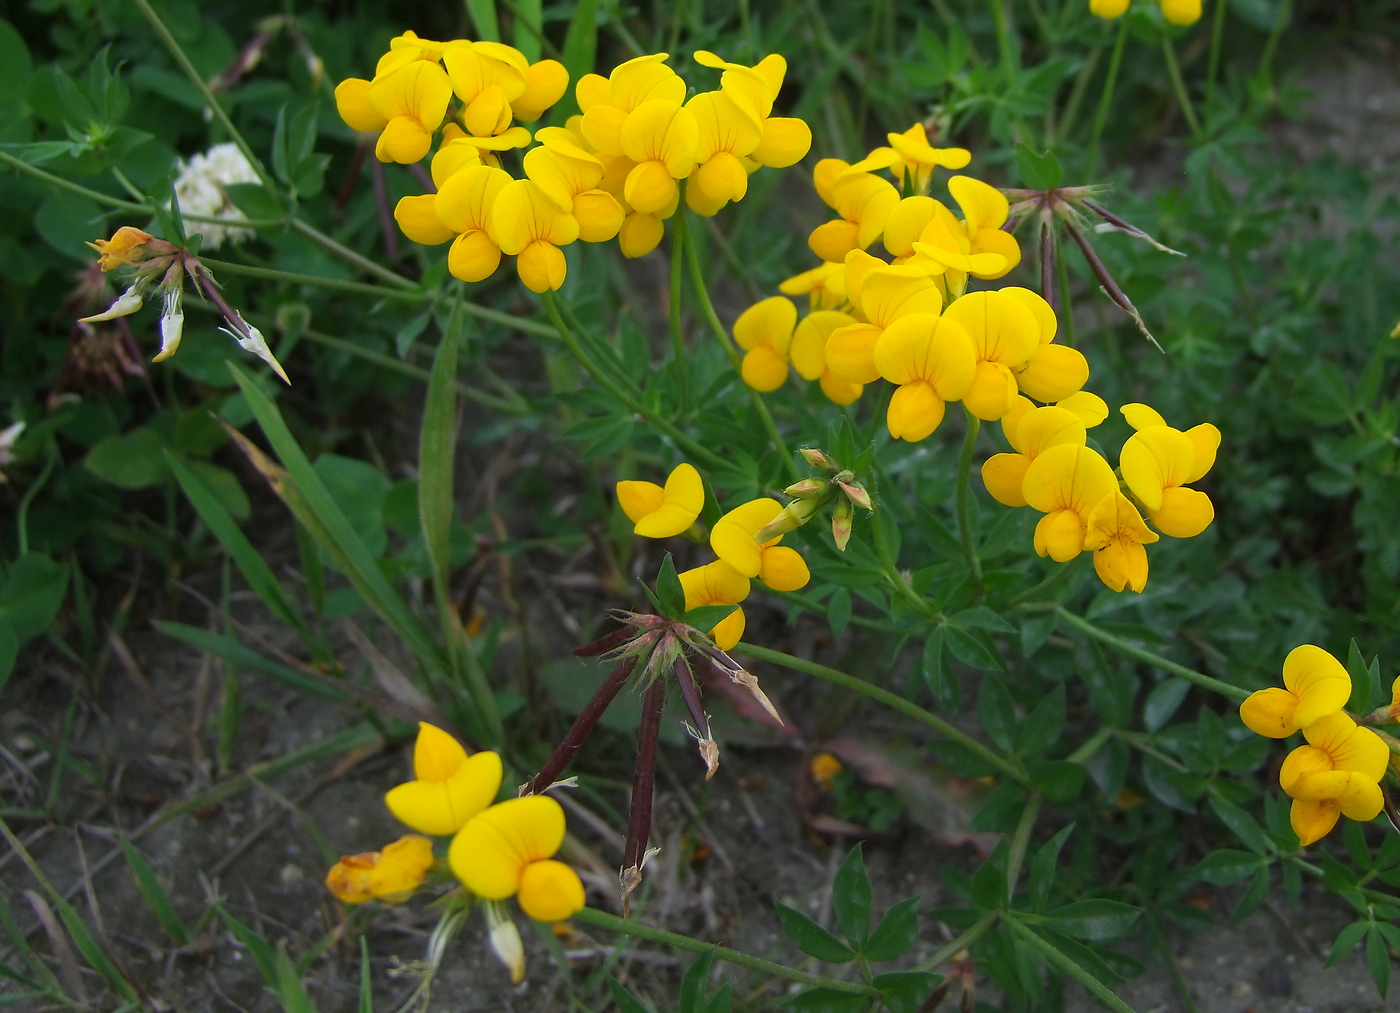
<box><xmin>513</xmin><ymin>59</ymin><xmax>571</xmax><ymax>123</ymax></box>
<box><xmin>578</xmin><ymin>54</ymin><xmax>687</xmax><ymax>157</ymax></box>
<box><xmin>431</xmin><ymin>127</ymin><xmax>532</xmax><ymax>183</ymax></box>
<box><xmin>1159</xmin><ymin>0</ymin><xmax>1203</xmax><ymax>25</ymax></box>
<box><xmin>619</xmin><ymin>99</ymin><xmax>699</xmax><ymax>215</ymax></box>
<box><xmin>779</xmin><ymin>262</ymin><xmax>847</xmax><ymax>310</ymax></box>
<box><xmin>808</xmin><ymin>170</ymin><xmax>901</xmax><ymax>263</ymax></box>
<box><xmin>1008</xmin><ymin>288</ymin><xmax>1089</xmax><ymax>403</ymax></box>
<box><xmin>691</xmin><ymin>50</ymin><xmax>812</xmax><ymax>170</ymax></box>
<box><xmin>1118</xmin><ymin>404</ymin><xmax>1220</xmax><ymax>538</ymax></box>
<box><xmin>981</xmin><ymin>399</ymin><xmax>1089</xmax><ymax>507</ymax></box>
<box><xmin>810</xmin><ymin>752</ymin><xmax>844</xmax><ymax>791</ymax></box>
<box><xmin>1022</xmin><ymin>444</ymin><xmax>1117</xmax><ymax>561</ymax></box>
<box><xmin>367</xmin><ymin>61</ymin><xmax>454</xmax><ymax>163</ymax></box>
<box><xmin>789</xmin><ymin>310</ymin><xmax>864</xmax><ymax>405</ymax></box>
<box><xmin>733</xmin><ymin>297</ymin><xmax>798</xmax><ymax>391</ymax></box>
<box><xmin>679</xmin><ymin>560</ymin><xmax>751</xmax><ymax>650</ymax></box>
<box><xmin>409</xmin><ymin>163</ymin><xmax>512</xmax><ymax>282</ymax></box>
<box><xmin>525</xmin><ymin>128</ymin><xmax>625</xmax><ymax>242</ymax></box>
<box><xmin>825</xmin><ymin>266</ymin><xmax>943</xmax><ymax>385</ymax></box>
<box><xmin>883</xmin><ymin>123</ymin><xmax>971</xmax><ymax>193</ymax></box>
<box><xmin>325</xmin><ymin>834</ymin><xmax>436</xmax><ymax>905</ymax></box>
<box><xmin>941</xmin><ymin>290</ymin><xmax>1043</xmax><ymax>420</ymax></box>
<box><xmin>615</xmin><ymin>462</ymin><xmax>704</xmax><ymax>538</ymax></box>
<box><xmin>493</xmin><ymin>179</ymin><xmax>581</xmax><ymax>292</ymax></box>
<box><xmin>905</xmin><ymin>177</ymin><xmax>1020</xmax><ymax>296</ymax></box>
<box><xmin>1279</xmin><ymin>712</ymin><xmax>1388</xmax><ymax>845</ymax></box>
<box><xmin>442</xmin><ymin>42</ymin><xmax>531</xmax><ymax>136</ymax></box>
<box><xmin>1084</xmin><ymin>491</ymin><xmax>1159</xmax><ymax>592</ymax></box>
<box><xmin>385</xmin><ymin>722</ymin><xmax>503</xmax><ymax>836</ymax></box>
<box><xmin>684</xmin><ymin>90</ymin><xmax>762</xmax><ymax>215</ymax></box>
<box><xmin>710</xmin><ymin>498</ymin><xmax>811</xmax><ymax>590</ymax></box>
<box><xmin>1089</xmin><ymin>0</ymin><xmax>1130</xmax><ymax>17</ymax></box>
<box><xmin>87</xmin><ymin>226</ymin><xmax>155</xmax><ymax>271</ymax></box>
<box><xmin>1240</xmin><ymin>644</ymin><xmax>1353</xmax><ymax>739</ymax></box>
<box><xmin>872</xmin><ymin>312</ymin><xmax>977</xmax><ymax>442</ymax></box>
<box><xmin>449</xmin><ymin>796</ymin><xmax>586</xmax><ymax>922</ymax></box>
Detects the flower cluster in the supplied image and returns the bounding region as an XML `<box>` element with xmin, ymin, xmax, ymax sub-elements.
<box><xmin>1089</xmin><ymin>0</ymin><xmax>1202</xmax><ymax>24</ymax></box>
<box><xmin>325</xmin><ymin>722</ymin><xmax>585</xmax><ymax>980</ymax></box>
<box><xmin>616</xmin><ymin>462</ymin><xmax>812</xmax><ymax>649</ymax></box>
<box><xmin>336</xmin><ymin>35</ymin><xmax>810</xmax><ymax>292</ymax></box>
<box><xmin>1239</xmin><ymin>646</ymin><xmax>1391</xmax><ymax>845</ymax></box>
<box><xmin>171</xmin><ymin>142</ymin><xmax>260</xmax><ymax>250</ymax></box>
<box><xmin>726</xmin><ymin>132</ymin><xmax>1219</xmax><ymax>593</ymax></box>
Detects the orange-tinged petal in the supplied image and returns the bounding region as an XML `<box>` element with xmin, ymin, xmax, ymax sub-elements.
<box><xmin>394</xmin><ymin>194</ymin><xmax>455</xmax><ymax>245</ymax></box>
<box><xmin>758</xmin><ymin>545</ymin><xmax>810</xmax><ymax>591</ymax></box>
<box><xmin>733</xmin><ymin>297</ymin><xmax>797</xmax><ymax>353</ymax></box>
<box><xmin>335</xmin><ymin>78</ymin><xmax>388</xmax><ymax>132</ymax></box>
<box><xmin>711</xmin><ymin>498</ymin><xmax>783</xmax><ymax>578</ymax></box>
<box><xmin>616</xmin><ymin>480</ymin><xmax>666</xmax><ymax>525</ymax></box>
<box><xmin>1289</xmin><ymin>797</ymin><xmax>1341</xmax><ymax>846</ymax></box>
<box><xmin>1092</xmin><ymin>535</ymin><xmax>1150</xmax><ymax>592</ymax></box>
<box><xmin>1149</xmin><ymin>487</ymin><xmax>1214</xmax><ymax>538</ymax></box>
<box><xmin>1338</xmin><ymin>777</ymin><xmax>1386</xmax><ymax>821</ymax></box>
<box><xmin>325</xmin><ymin>854</ymin><xmax>376</xmax><ymax>904</ymax></box>
<box><xmin>982</xmin><ymin>453</ymin><xmax>1031</xmax><ymax>507</ymax></box>
<box><xmin>517</xmin><ymin>859</ymin><xmax>585</xmax><ymax>921</ymax></box>
<box><xmin>513</xmin><ymin>59</ymin><xmax>569</xmax><ymax>122</ymax></box>
<box><xmin>886</xmin><ymin>381</ymin><xmax>946</xmax><ymax>442</ymax></box>
<box><xmin>368</xmin><ymin>835</ymin><xmax>436</xmax><ymax>901</ymax></box>
<box><xmin>450</xmin><ymin>796</ymin><xmax>567</xmax><ymax>899</ymax></box>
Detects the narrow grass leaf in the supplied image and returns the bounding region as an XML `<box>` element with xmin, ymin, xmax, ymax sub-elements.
<box><xmin>217</xmin><ymin>905</ymin><xmax>278</xmax><ymax>987</ymax></box>
<box><xmin>275</xmin><ymin>944</ymin><xmax>317</xmax><ymax>1013</ymax></box>
<box><xmin>118</xmin><ymin>838</ymin><xmax>190</xmax><ymax>946</ymax></box>
<box><xmin>155</xmin><ymin>621</ymin><xmax>347</xmax><ymax>702</ymax></box>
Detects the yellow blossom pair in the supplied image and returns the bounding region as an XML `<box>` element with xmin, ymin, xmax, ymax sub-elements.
<box><xmin>1239</xmin><ymin>646</ymin><xmax>1388</xmax><ymax>845</ymax></box>
<box><xmin>1090</xmin><ymin>0</ymin><xmax>1203</xmax><ymax>25</ymax></box>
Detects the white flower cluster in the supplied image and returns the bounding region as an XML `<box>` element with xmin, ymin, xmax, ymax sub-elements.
<box><xmin>172</xmin><ymin>142</ymin><xmax>259</xmax><ymax>250</ymax></box>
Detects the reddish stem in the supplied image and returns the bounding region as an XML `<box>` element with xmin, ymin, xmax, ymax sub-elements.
<box><xmin>372</xmin><ymin>158</ymin><xmax>399</xmax><ymax>263</ymax></box>
<box><xmin>622</xmin><ymin>678</ymin><xmax>666</xmax><ymax>875</ymax></box>
<box><xmin>525</xmin><ymin>656</ymin><xmax>637</xmax><ymax>795</ymax></box>
<box><xmin>672</xmin><ymin>652</ymin><xmax>709</xmax><ymax>741</ymax></box>
<box><xmin>573</xmin><ymin>623</ymin><xmax>635</xmax><ymax>658</ymax></box>
<box><xmin>1064</xmin><ymin>221</ymin><xmax>1135</xmax><ymax>317</ymax></box>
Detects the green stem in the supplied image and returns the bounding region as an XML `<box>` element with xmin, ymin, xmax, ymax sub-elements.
<box><xmin>736</xmin><ymin>642</ymin><xmax>1030</xmax><ymax>786</ymax></box>
<box><xmin>286</xmin><ymin>217</ymin><xmax>418</xmax><ymax>291</ymax></box>
<box><xmin>1255</xmin><ymin>0</ymin><xmax>1292</xmax><ymax>89</ymax></box>
<box><xmin>572</xmin><ymin>907</ymin><xmax>878</xmax><ymax>996</ymax></box>
<box><xmin>669</xmin><ymin>193</ymin><xmax>689</xmax><ymax>413</ymax></box>
<box><xmin>1055</xmin><ymin>607</ymin><xmax>1249</xmax><ymax>703</ymax></box>
<box><xmin>541</xmin><ymin>291</ymin><xmax>729</xmax><ymax>472</ymax></box>
<box><xmin>870</xmin><ymin>496</ymin><xmax>941</xmax><ymax>621</ymax></box>
<box><xmin>1066</xmin><ymin>725</ymin><xmax>1113</xmax><ymax>764</ymax></box>
<box><xmin>1007</xmin><ymin>556</ymin><xmax>1079</xmax><ymax>607</ymax></box>
<box><xmin>1086</xmin><ymin>18</ymin><xmax>1128</xmax><ymax>178</ymax></box>
<box><xmin>16</xmin><ymin>453</ymin><xmax>56</xmax><ymax>556</ymax></box>
<box><xmin>989</xmin><ymin>0</ymin><xmax>1016</xmax><ymax>87</ymax></box>
<box><xmin>1206</xmin><ymin>0</ymin><xmax>1228</xmax><ymax>108</ymax></box>
<box><xmin>1004</xmin><ymin>792</ymin><xmax>1043</xmax><ymax>904</ymax></box>
<box><xmin>955</xmin><ymin>409</ymin><xmax>984</xmax><ymax>590</ymax></box>
<box><xmin>680</xmin><ymin>210</ymin><xmax>801</xmax><ymax>481</ymax></box>
<box><xmin>1003</xmin><ymin>912</ymin><xmax>1138</xmax><ymax>1013</ymax></box>
<box><xmin>915</xmin><ymin>910</ymin><xmax>999</xmax><ymax>971</ymax></box>
<box><xmin>1056</xmin><ymin>44</ymin><xmax>1101</xmax><ymax>145</ymax></box>
<box><xmin>1161</xmin><ymin>32</ymin><xmax>1203</xmax><ymax>140</ymax></box>
<box><xmin>130</xmin><ymin>0</ymin><xmax>280</xmax><ymax>195</ymax></box>
<box><xmin>200</xmin><ymin>258</ymin><xmax>427</xmax><ymax>302</ymax></box>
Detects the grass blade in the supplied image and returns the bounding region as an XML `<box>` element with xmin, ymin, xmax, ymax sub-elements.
<box><xmin>216</xmin><ymin>904</ymin><xmax>278</xmax><ymax>987</ymax></box>
<box><xmin>276</xmin><ymin>943</ymin><xmax>317</xmax><ymax>1013</ymax></box>
<box><xmin>118</xmin><ymin>838</ymin><xmax>191</xmax><ymax>946</ymax></box>
<box><xmin>359</xmin><ymin>937</ymin><xmax>372</xmax><ymax>1013</ymax></box>
<box><xmin>155</xmin><ymin>621</ymin><xmax>347</xmax><ymax>702</ymax></box>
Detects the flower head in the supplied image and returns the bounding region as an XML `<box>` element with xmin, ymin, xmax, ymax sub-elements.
<box><xmin>1118</xmin><ymin>404</ymin><xmax>1220</xmax><ymax>538</ymax></box>
<box><xmin>982</xmin><ymin>399</ymin><xmax>1088</xmax><ymax>507</ymax></box>
<box><xmin>1084</xmin><ymin>491</ymin><xmax>1159</xmax><ymax>592</ymax></box>
<box><xmin>809</xmin><ymin>169</ymin><xmax>900</xmax><ymax>263</ymax></box>
<box><xmin>449</xmin><ymin>796</ymin><xmax>585</xmax><ymax>921</ymax></box>
<box><xmin>87</xmin><ymin>227</ymin><xmax>157</xmax><ymax>271</ymax></box>
<box><xmin>1279</xmin><ymin>711</ymin><xmax>1388</xmax><ymax>845</ymax></box>
<box><xmin>872</xmin><ymin>312</ymin><xmax>977</xmax><ymax>442</ymax></box>
<box><xmin>492</xmin><ymin>178</ymin><xmax>581</xmax><ymax>292</ymax></box>
<box><xmin>882</xmin><ymin>123</ymin><xmax>971</xmax><ymax>194</ymax></box>
<box><xmin>1022</xmin><ymin>444</ymin><xmax>1117</xmax><ymax>561</ymax></box>
<box><xmin>325</xmin><ymin>834</ymin><xmax>435</xmax><ymax>905</ymax></box>
<box><xmin>679</xmin><ymin>560</ymin><xmax>750</xmax><ymax>650</ymax></box>
<box><xmin>941</xmin><ymin>290</ymin><xmax>1042</xmax><ymax>421</ymax></box>
<box><xmin>385</xmin><ymin>722</ymin><xmax>503</xmax><ymax>836</ymax></box>
<box><xmin>710</xmin><ymin>498</ymin><xmax>811</xmax><ymax>590</ymax></box>
<box><xmin>1240</xmin><ymin>645</ymin><xmax>1353</xmax><ymax>739</ymax></box>
<box><xmin>825</xmin><ymin>266</ymin><xmax>943</xmax><ymax>385</ymax></box>
<box><xmin>733</xmin><ymin>297</ymin><xmax>798</xmax><ymax>391</ymax></box>
<box><xmin>616</xmin><ymin>462</ymin><xmax>704</xmax><ymax>538</ymax></box>
<box><xmin>789</xmin><ymin>310</ymin><xmax>864</xmax><ymax>405</ymax></box>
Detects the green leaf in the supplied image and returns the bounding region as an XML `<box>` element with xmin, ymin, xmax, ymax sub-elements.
<box><xmin>420</xmin><ymin>329</ymin><xmax>459</xmax><ymax>621</ymax></box>
<box><xmin>1328</xmin><ymin>921</ymin><xmax>1369</xmax><ymax>967</ymax></box>
<box><xmin>559</xmin><ymin>0</ymin><xmax>598</xmax><ymax>116</ymax></box>
<box><xmin>826</xmin><ymin>586</ymin><xmax>852</xmax><ymax>636</ymax></box>
<box><xmin>0</xmin><ymin>554</ymin><xmax>68</xmax><ymax>643</ymax></box>
<box><xmin>1015</xmin><ymin>143</ymin><xmax>1062</xmax><ymax>189</ymax></box>
<box><xmin>358</xmin><ymin>938</ymin><xmax>373</xmax><ymax>1013</ymax></box>
<box><xmin>313</xmin><ymin>454</ymin><xmax>390</xmax><ymax>558</ymax></box>
<box><xmin>1346</xmin><ymin>639</ymin><xmax>1381</xmax><ymax>715</ymax></box>
<box><xmin>1209</xmin><ymin>797</ymin><xmax>1271</xmax><ymax>856</ymax></box>
<box><xmin>921</xmin><ymin>626</ymin><xmax>957</xmax><ymax>710</ymax></box>
<box><xmin>275</xmin><ymin>944</ymin><xmax>316</xmax><ymax>1013</ymax></box>
<box><xmin>702</xmin><ymin>982</ymin><xmax>732</xmax><ymax>1013</ymax></box>
<box><xmin>464</xmin><ymin>0</ymin><xmax>500</xmax><ymax>40</ymax></box>
<box><xmin>684</xmin><ymin>604</ymin><xmax>737</xmax><ymax>631</ymax></box>
<box><xmin>945</xmin><ymin>625</ymin><xmax>1002</xmax><ymax>670</ymax></box>
<box><xmin>609</xmin><ymin>978</ymin><xmax>650</xmax><ymax>1013</ymax></box>
<box><xmin>970</xmin><ymin>782</ymin><xmax>1027</xmax><ymax>833</ymax></box>
<box><xmin>863</xmin><ymin>897</ymin><xmax>920</xmax><ymax>961</ymax></box>
<box><xmin>1226</xmin><ymin>865</ymin><xmax>1270</xmax><ymax>926</ymax></box>
<box><xmin>1028</xmin><ymin>760</ymin><xmax>1085</xmax><ymax>803</ymax></box>
<box><xmin>774</xmin><ymin>902</ymin><xmax>856</xmax><ymax>963</ymax></box>
<box><xmin>970</xmin><ymin>851</ymin><xmax>1008</xmax><ymax>910</ymax></box>
<box><xmin>119</xmin><ymin>838</ymin><xmax>190</xmax><ymax>946</ymax></box>
<box><xmin>978</xmin><ymin>677</ymin><xmax>1017</xmax><ymax>752</ymax></box>
<box><xmin>655</xmin><ymin>553</ymin><xmax>686</xmax><ymax>618</ymax></box>
<box><xmin>1015</xmin><ymin>684</ymin><xmax>1065</xmax><ymax>756</ymax></box>
<box><xmin>950</xmin><ymin>606</ymin><xmax>1016</xmax><ymax>633</ymax></box>
<box><xmin>1194</xmin><ymin>848</ymin><xmax>1265</xmax><ymax>886</ymax></box>
<box><xmin>1366</xmin><ymin>926</ymin><xmax>1391</xmax><ymax>998</ymax></box>
<box><xmin>873</xmin><ymin>971</ymin><xmax>941</xmax><ymax>1013</ymax></box>
<box><xmin>1143</xmin><ymin>677</ymin><xmax>1190</xmax><ymax>731</ymax></box>
<box><xmin>167</xmin><ymin>453</ymin><xmax>303</xmax><ymax>634</ymax></box>
<box><xmin>155</xmin><ymin>621</ymin><xmax>345</xmax><ymax>701</ymax></box>
<box><xmin>833</xmin><ymin>844</ymin><xmax>872</xmax><ymax>945</ymax></box>
<box><xmin>1029</xmin><ymin>824</ymin><xmax>1075</xmax><ymax>911</ymax></box>
<box><xmin>217</xmin><ymin>905</ymin><xmax>278</xmax><ymax>986</ymax></box>
<box><xmin>85</xmin><ymin>427</ymin><xmax>170</xmax><ymax>488</ymax></box>
<box><xmin>51</xmin><ymin>892</ymin><xmax>136</xmax><ymax>1001</ymax></box>
<box><xmin>1043</xmin><ymin>900</ymin><xmax>1141</xmax><ymax>941</ymax></box>
<box><xmin>224</xmin><ymin>182</ymin><xmax>282</xmax><ymax>221</ymax></box>
<box><xmin>778</xmin><ymin>987</ymin><xmax>869</xmax><ymax>1012</ymax></box>
<box><xmin>0</xmin><ymin>18</ymin><xmax>33</xmax><ymax>107</ymax></box>
<box><xmin>679</xmin><ymin>948</ymin><xmax>716</xmax><ymax>1013</ymax></box>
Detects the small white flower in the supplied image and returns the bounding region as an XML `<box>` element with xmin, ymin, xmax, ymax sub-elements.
<box><xmin>172</xmin><ymin>142</ymin><xmax>260</xmax><ymax>250</ymax></box>
<box><xmin>79</xmin><ymin>285</ymin><xmax>144</xmax><ymax>323</ymax></box>
<box><xmin>484</xmin><ymin>901</ymin><xmax>525</xmax><ymax>984</ymax></box>
<box><xmin>219</xmin><ymin>313</ymin><xmax>290</xmax><ymax>384</ymax></box>
<box><xmin>0</xmin><ymin>421</ymin><xmax>25</xmax><ymax>468</ymax></box>
<box><xmin>154</xmin><ymin>286</ymin><xmax>184</xmax><ymax>362</ymax></box>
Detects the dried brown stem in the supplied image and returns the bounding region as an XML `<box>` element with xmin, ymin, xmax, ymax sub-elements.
<box><xmin>673</xmin><ymin>652</ymin><xmax>718</xmax><ymax>780</ymax></box>
<box><xmin>621</xmin><ymin>677</ymin><xmax>666</xmax><ymax>911</ymax></box>
<box><xmin>1064</xmin><ymin>221</ymin><xmax>1162</xmax><ymax>352</ymax></box>
<box><xmin>524</xmin><ymin>657</ymin><xmax>638</xmax><ymax>795</ymax></box>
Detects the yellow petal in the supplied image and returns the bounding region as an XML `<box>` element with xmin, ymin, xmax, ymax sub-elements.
<box><xmin>758</xmin><ymin>545</ymin><xmax>810</xmax><ymax>591</ymax></box>
<box><xmin>886</xmin><ymin>381</ymin><xmax>946</xmax><ymax>442</ymax></box>
<box><xmin>580</xmin><ymin>103</ymin><xmax>628</xmax><ymax>156</ymax></box>
<box><xmin>969</xmin><ymin>228</ymin><xmax>1021</xmax><ymax>278</ymax></box>
<box><xmin>1001</xmin><ymin>395</ymin><xmax>1035</xmax><ymax>453</ymax></box>
<box><xmin>368</xmin><ymin>835</ymin><xmax>435</xmax><ymax>901</ymax></box>
<box><xmin>1120</xmin><ymin>427</ymin><xmax>1198</xmax><ymax>511</ymax></box>
<box><xmin>414</xmin><ymin>722</ymin><xmax>468</xmax><ymax>780</ymax></box>
<box><xmin>1338</xmin><ymin>776</ymin><xmax>1385</xmax><ymax>821</ymax></box>
<box><xmin>616</xmin><ymin>480</ymin><xmax>666</xmax><ymax>525</ymax></box>
<box><xmin>687</xmin><ymin>90</ymin><xmax>762</xmax><ymax>162</ymax></box>
<box><xmin>575</xmin><ymin>72</ymin><xmax>610</xmax><ymax>112</ymax></box>
<box><xmin>1300</xmin><ymin>712</ymin><xmax>1388</xmax><ymax>781</ymax></box>
<box><xmin>631</xmin><ymin>463</ymin><xmax>703</xmax><ymax>538</ymax></box>
<box><xmin>859</xmin><ymin>267</ymin><xmax>942</xmax><ymax>327</ymax></box>
<box><xmin>710</xmin><ymin>606</ymin><xmax>746</xmax><ymax>650</ymax></box>
<box><xmin>809</xmin><ymin>219</ymin><xmax>862</xmax><ymax>263</ymax></box>
<box><xmin>335</xmin><ymin>78</ymin><xmax>388</xmax><ymax>132</ymax></box>
<box><xmin>448</xmin><ymin>230</ymin><xmax>503</xmax><ymax>282</ymax></box>
<box><xmin>1280</xmin><ymin>744</ymin><xmax>1334</xmax><ymax>795</ymax></box>
<box><xmin>1033</xmin><ymin>508</ymin><xmax>1089</xmax><ymax>562</ymax></box>
<box><xmin>813</xmin><ymin>158</ymin><xmax>850</xmax><ymax>208</ymax></box>
<box><xmin>1056</xmin><ymin>391</ymin><xmax>1109</xmax><ymax>428</ymax></box>
<box><xmin>1014</xmin><ymin>406</ymin><xmax>1086</xmax><ymax>459</ymax></box>
<box><xmin>679</xmin><ymin>559</ymin><xmax>751</xmax><ymax>608</ymax></box>
<box><xmin>751</xmin><ymin>116</ymin><xmax>811</xmax><ymax>167</ymax></box>
<box><xmin>494</xmin><ymin>179</ymin><xmax>580</xmax><ymax>255</ymax></box>
<box><xmin>370</xmin><ymin>60</ymin><xmax>452</xmax><ymax>133</ymax></box>
<box><xmin>1092</xmin><ymin>536</ymin><xmax>1150</xmax><ymax>592</ymax></box>
<box><xmin>608</xmin><ymin>54</ymin><xmax>685</xmax><ymax>111</ymax></box>
<box><xmin>619</xmin><ymin>211</ymin><xmax>665</xmax><ymax>258</ymax></box>
<box><xmin>1281</xmin><ymin>645</ymin><xmax>1352</xmax><ymax>727</ymax></box>
<box><xmin>1149</xmin><ymin>486</ymin><xmax>1214</xmax><ymax>538</ymax></box>
<box><xmin>517</xmin><ymin>859</ymin><xmax>585</xmax><ymax>921</ymax></box>
<box><xmin>620</xmin><ymin>100</ymin><xmax>698</xmax><ymax>178</ymax></box>
<box><xmin>394</xmin><ymin>194</ymin><xmax>455</xmax><ymax>245</ymax></box>
<box><xmin>623</xmin><ymin>159</ymin><xmax>680</xmax><ymax>215</ymax></box>
<box><xmin>573</xmin><ymin>190</ymin><xmax>625</xmax><ymax>242</ymax></box>
<box><xmin>948</xmin><ymin>175</ymin><xmax>1009</xmax><ymax>234</ymax></box>
<box><xmin>386</xmin><ymin>750</ymin><xmax>503</xmax><ymax>836</ymax></box>
<box><xmin>1000</xmin><ymin>286</ymin><xmax>1057</xmax><ymax>344</ymax></box>
<box><xmin>741</xmin><ymin>346</ymin><xmax>790</xmax><ymax>392</ymax></box>
<box><xmin>376</xmin><ymin>117</ymin><xmax>435</xmax><ymax>164</ymax></box>
<box><xmin>1012</xmin><ymin>344</ymin><xmax>1089</xmax><ymax>402</ymax></box>
<box><xmin>963</xmin><ymin>360</ymin><xmax>1020</xmax><ymax>420</ymax></box>
<box><xmin>463</xmin><ymin>85</ymin><xmax>511</xmax><ymax>137</ymax></box>
<box><xmin>1120</xmin><ymin>403</ymin><xmax>1167</xmax><ymax>431</ymax></box>
<box><xmin>1183</xmin><ymin>423</ymin><xmax>1221</xmax><ymax>483</ymax></box>
<box><xmin>790</xmin><ymin>310</ymin><xmax>855</xmax><ymax>380</ymax></box>
<box><xmin>515</xmin><ymin>240</ymin><xmax>570</xmax><ymax>293</ymax></box>
<box><xmin>431</xmin><ymin>138</ymin><xmax>485</xmax><ymax>188</ymax></box>
<box><xmin>874</xmin><ymin>314</ymin><xmax>976</xmax><ymax>399</ymax></box>
<box><xmin>733</xmin><ymin>297</ymin><xmax>797</xmax><ymax>353</ymax></box>
<box><xmin>1023</xmin><ymin>444</ymin><xmax>1116</xmax><ymax>516</ymax></box>
<box><xmin>982</xmin><ymin>453</ymin><xmax>1030</xmax><ymax>508</ymax></box>
<box><xmin>692</xmin><ymin>151</ymin><xmax>750</xmax><ymax>207</ymax></box>
<box><xmin>883</xmin><ymin>197</ymin><xmax>939</xmax><ymax>259</ymax></box>
<box><xmin>1241</xmin><ymin>687</ymin><xmax>1303</xmax><ymax>738</ymax></box>
<box><xmin>436</xmin><ymin>164</ymin><xmax>513</xmax><ymax>234</ymax></box>
<box><xmin>1289</xmin><ymin>797</ymin><xmax>1341</xmax><ymax>846</ymax></box>
<box><xmin>819</xmin><ymin>371</ymin><xmax>863</xmax><ymax>405</ymax></box>
<box><xmin>449</xmin><ymin>796</ymin><xmax>567</xmax><ymax>899</ymax></box>
<box><xmin>513</xmin><ymin>59</ymin><xmax>569</xmax><ymax>122</ymax></box>
<box><xmin>711</xmin><ymin>498</ymin><xmax>783</xmax><ymax>578</ymax></box>
<box><xmin>1160</xmin><ymin>0</ymin><xmax>1203</xmax><ymax>25</ymax></box>
<box><xmin>1090</xmin><ymin>0</ymin><xmax>1130</xmax><ymax>15</ymax></box>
